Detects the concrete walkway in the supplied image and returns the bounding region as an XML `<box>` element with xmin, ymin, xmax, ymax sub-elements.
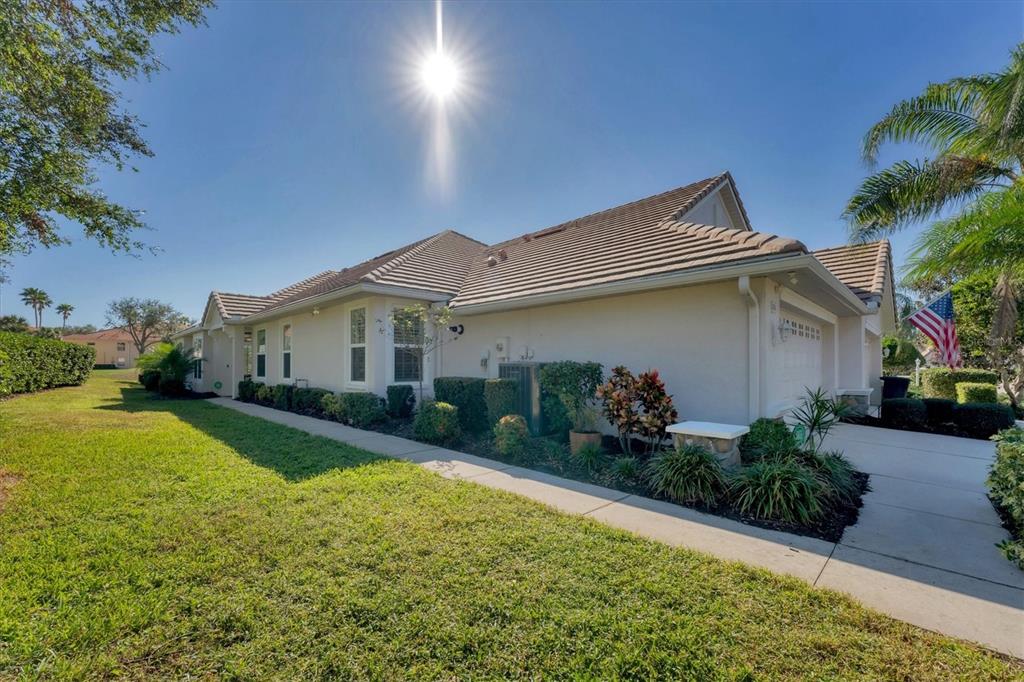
<box><xmin>208</xmin><ymin>398</ymin><xmax>1023</xmax><ymax>657</ymax></box>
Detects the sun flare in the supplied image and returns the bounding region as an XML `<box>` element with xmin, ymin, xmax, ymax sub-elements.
<box><xmin>420</xmin><ymin>51</ymin><xmax>459</xmax><ymax>101</ymax></box>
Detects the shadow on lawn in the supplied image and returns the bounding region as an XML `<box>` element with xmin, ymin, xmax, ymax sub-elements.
<box><xmin>97</xmin><ymin>385</ymin><xmax>386</xmax><ymax>482</ymax></box>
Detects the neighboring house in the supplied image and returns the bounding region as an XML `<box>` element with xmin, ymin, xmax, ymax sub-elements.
<box><xmin>173</xmin><ymin>173</ymin><xmax>895</xmax><ymax>424</ymax></box>
<box><xmin>62</xmin><ymin>328</ymin><xmax>153</xmax><ymax>368</ymax></box>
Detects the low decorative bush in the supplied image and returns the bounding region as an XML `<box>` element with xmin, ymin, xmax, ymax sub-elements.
<box><xmin>791</xmin><ymin>387</ymin><xmax>850</xmax><ymax>452</ymax></box>
<box><xmin>596</xmin><ymin>366</ymin><xmax>678</xmax><ymax>455</ymax></box>
<box><xmin>237</xmin><ymin>379</ymin><xmax>256</xmax><ymax>402</ymax></box>
<box><xmin>881</xmin><ymin>398</ymin><xmax>928</xmax><ymax>431</ymax></box>
<box><xmin>322</xmin><ymin>392</ymin><xmax>386</xmax><ymax>427</ymax></box>
<box><xmin>292</xmin><ymin>387</ymin><xmax>332</xmax><ymax>416</ymax></box>
<box><xmin>922</xmin><ymin>368</ymin><xmax>998</xmax><ymax>400</ymax></box>
<box><xmin>987</xmin><ymin>428</ymin><xmax>1024</xmax><ymax>569</ymax></box>
<box><xmin>484</xmin><ymin>378</ymin><xmax>518</xmax><ymax>426</ymax></box>
<box><xmin>272</xmin><ymin>384</ymin><xmax>293</xmax><ymax>411</ymax></box>
<box><xmin>139</xmin><ymin>369</ymin><xmax>161</xmax><ymax>392</ymax></box>
<box><xmin>956</xmin><ymin>382</ymin><xmax>998</xmax><ymax>404</ymax></box>
<box><xmin>434</xmin><ymin>377</ymin><xmax>488</xmax><ymax>433</ymax></box>
<box><xmin>644</xmin><ymin>444</ymin><xmax>727</xmax><ymax>506</ymax></box>
<box><xmin>611</xmin><ymin>456</ymin><xmax>640</xmax><ymax>481</ymax></box>
<box><xmin>158</xmin><ymin>375</ymin><xmax>186</xmax><ymax>397</ymax></box>
<box><xmin>799</xmin><ymin>450</ymin><xmax>860</xmax><ymax>506</ymax></box>
<box><xmin>255</xmin><ymin>383</ymin><xmax>273</xmax><ymax>405</ymax></box>
<box><xmin>730</xmin><ymin>458</ymin><xmax>825</xmax><ymax>524</ymax></box>
<box><xmin>386</xmin><ymin>384</ymin><xmax>416</xmax><ymax>418</ymax></box>
<box><xmin>922</xmin><ymin>398</ymin><xmax>956</xmax><ymax>426</ymax></box>
<box><xmin>741</xmin><ymin>418</ymin><xmax>797</xmax><ymax>462</ymax></box>
<box><xmin>0</xmin><ymin>331</ymin><xmax>94</xmax><ymax>395</ymax></box>
<box><xmin>414</xmin><ymin>400</ymin><xmax>461</xmax><ymax>445</ymax></box>
<box><xmin>953</xmin><ymin>403</ymin><xmax>1015</xmax><ymax>440</ymax></box>
<box><xmin>493</xmin><ymin>414</ymin><xmax>529</xmax><ymax>459</ymax></box>
<box><xmin>574</xmin><ymin>442</ymin><xmax>604</xmax><ymax>472</ymax></box>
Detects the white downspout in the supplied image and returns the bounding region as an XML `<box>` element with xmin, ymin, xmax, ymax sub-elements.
<box><xmin>738</xmin><ymin>276</ymin><xmax>759</xmax><ymax>422</ymax></box>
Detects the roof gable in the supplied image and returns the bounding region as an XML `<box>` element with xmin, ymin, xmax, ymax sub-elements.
<box><xmin>813</xmin><ymin>240</ymin><xmax>893</xmax><ymax>308</ymax></box>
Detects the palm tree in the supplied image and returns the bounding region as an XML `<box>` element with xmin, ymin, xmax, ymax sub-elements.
<box><xmin>904</xmin><ymin>185</ymin><xmax>1024</xmax><ymax>409</ymax></box>
<box><xmin>19</xmin><ymin>287</ymin><xmax>52</xmax><ymax>329</ymax></box>
<box><xmin>845</xmin><ymin>44</ymin><xmax>1024</xmax><ymax>240</ymax></box>
<box><xmin>56</xmin><ymin>303</ymin><xmax>74</xmax><ymax>331</ymax></box>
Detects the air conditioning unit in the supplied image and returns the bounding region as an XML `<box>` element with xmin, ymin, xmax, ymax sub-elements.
<box><xmin>498</xmin><ymin>362</ymin><xmax>545</xmax><ymax>435</ymax></box>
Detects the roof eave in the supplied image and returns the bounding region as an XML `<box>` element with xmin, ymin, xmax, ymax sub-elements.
<box><xmin>236</xmin><ymin>282</ymin><xmax>453</xmax><ymax>324</ymax></box>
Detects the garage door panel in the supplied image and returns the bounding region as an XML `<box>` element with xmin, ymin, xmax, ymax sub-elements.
<box><xmin>781</xmin><ymin>314</ymin><xmax>823</xmax><ymax>404</ymax></box>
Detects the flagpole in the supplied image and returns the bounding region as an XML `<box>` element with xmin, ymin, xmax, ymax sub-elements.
<box><xmin>902</xmin><ymin>288</ymin><xmax>952</xmax><ymax>322</ymax></box>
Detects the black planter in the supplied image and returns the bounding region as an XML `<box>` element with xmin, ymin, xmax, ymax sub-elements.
<box><xmin>880</xmin><ymin>375</ymin><xmax>911</xmax><ymax>400</ymax></box>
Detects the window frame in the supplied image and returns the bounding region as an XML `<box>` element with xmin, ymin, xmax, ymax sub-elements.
<box><xmin>347</xmin><ymin>306</ymin><xmax>368</xmax><ymax>387</ymax></box>
<box><xmin>116</xmin><ymin>341</ymin><xmax>126</xmax><ymax>352</ymax></box>
<box><xmin>281</xmin><ymin>322</ymin><xmax>292</xmax><ymax>380</ymax></box>
<box><xmin>391</xmin><ymin>306</ymin><xmax>425</xmax><ymax>385</ymax></box>
<box><xmin>256</xmin><ymin>328</ymin><xmax>267</xmax><ymax>378</ymax></box>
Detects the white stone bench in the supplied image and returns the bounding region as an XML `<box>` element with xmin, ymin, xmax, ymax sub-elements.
<box><xmin>666</xmin><ymin>421</ymin><xmax>749</xmax><ymax>468</ymax></box>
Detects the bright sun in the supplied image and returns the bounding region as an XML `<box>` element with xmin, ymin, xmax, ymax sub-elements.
<box><xmin>420</xmin><ymin>52</ymin><xmax>459</xmax><ymax>101</ymax></box>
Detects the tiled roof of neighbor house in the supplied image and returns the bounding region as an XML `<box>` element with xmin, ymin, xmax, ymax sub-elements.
<box><xmin>62</xmin><ymin>328</ymin><xmax>134</xmax><ymax>342</ymax></box>
<box><xmin>813</xmin><ymin>240</ymin><xmax>892</xmax><ymax>306</ymax></box>
<box><xmin>448</xmin><ymin>175</ymin><xmax>805</xmax><ymax>308</ymax></box>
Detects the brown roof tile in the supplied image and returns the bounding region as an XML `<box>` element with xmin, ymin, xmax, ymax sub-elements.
<box><xmin>813</xmin><ymin>240</ymin><xmax>892</xmax><ymax>305</ymax></box>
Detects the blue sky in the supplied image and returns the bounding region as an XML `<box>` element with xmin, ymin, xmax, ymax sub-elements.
<box><xmin>5</xmin><ymin>1</ymin><xmax>1023</xmax><ymax>327</ymax></box>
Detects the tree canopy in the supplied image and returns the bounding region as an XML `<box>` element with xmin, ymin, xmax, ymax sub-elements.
<box><xmin>1</xmin><ymin>0</ymin><xmax>212</xmax><ymax>266</ymax></box>
<box><xmin>106</xmin><ymin>297</ymin><xmax>189</xmax><ymax>354</ymax></box>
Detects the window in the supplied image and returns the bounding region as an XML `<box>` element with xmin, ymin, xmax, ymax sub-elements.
<box><xmin>193</xmin><ymin>336</ymin><xmax>203</xmax><ymax>380</ymax></box>
<box><xmin>350</xmin><ymin>308</ymin><xmax>366</xmax><ymax>383</ymax></box>
<box><xmin>282</xmin><ymin>324</ymin><xmax>292</xmax><ymax>380</ymax></box>
<box><xmin>116</xmin><ymin>342</ymin><xmax>126</xmax><ymax>352</ymax></box>
<box><xmin>256</xmin><ymin>329</ymin><xmax>266</xmax><ymax>377</ymax></box>
<box><xmin>393</xmin><ymin>309</ymin><xmax>423</xmax><ymax>383</ymax></box>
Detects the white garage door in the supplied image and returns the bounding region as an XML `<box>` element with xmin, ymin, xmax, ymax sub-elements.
<box><xmin>781</xmin><ymin>313</ymin><xmax>823</xmax><ymax>405</ymax></box>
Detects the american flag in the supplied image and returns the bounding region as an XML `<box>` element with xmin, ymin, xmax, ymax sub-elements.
<box><xmin>907</xmin><ymin>292</ymin><xmax>962</xmax><ymax>369</ymax></box>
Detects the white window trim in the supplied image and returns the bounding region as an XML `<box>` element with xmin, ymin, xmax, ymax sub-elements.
<box><xmin>281</xmin><ymin>320</ymin><xmax>293</xmax><ymax>381</ymax></box>
<box><xmin>345</xmin><ymin>303</ymin><xmax>369</xmax><ymax>390</ymax></box>
<box><xmin>255</xmin><ymin>328</ymin><xmax>267</xmax><ymax>378</ymax></box>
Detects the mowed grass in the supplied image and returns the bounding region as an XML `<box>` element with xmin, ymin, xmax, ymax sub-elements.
<box><xmin>0</xmin><ymin>371</ymin><xmax>1017</xmax><ymax>680</ymax></box>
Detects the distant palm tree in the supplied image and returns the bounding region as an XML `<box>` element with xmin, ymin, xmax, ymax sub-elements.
<box><xmin>845</xmin><ymin>44</ymin><xmax>1024</xmax><ymax>240</ymax></box>
<box><xmin>19</xmin><ymin>287</ymin><xmax>52</xmax><ymax>329</ymax></box>
<box><xmin>56</xmin><ymin>303</ymin><xmax>74</xmax><ymax>331</ymax></box>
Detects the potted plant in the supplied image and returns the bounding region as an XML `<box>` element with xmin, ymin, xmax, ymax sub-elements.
<box><xmin>539</xmin><ymin>361</ymin><xmax>604</xmax><ymax>454</ymax></box>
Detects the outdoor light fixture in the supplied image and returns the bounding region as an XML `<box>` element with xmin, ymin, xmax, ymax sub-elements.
<box><xmin>448</xmin><ymin>324</ymin><xmax>464</xmax><ymax>335</ymax></box>
<box><xmin>788</xmin><ymin>271</ymin><xmax>799</xmax><ymax>286</ymax></box>
<box><xmin>312</xmin><ymin>306</ymin><xmax>320</xmax><ymax>316</ymax></box>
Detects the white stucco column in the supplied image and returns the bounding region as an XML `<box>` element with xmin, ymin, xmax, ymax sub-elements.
<box><xmin>227</xmin><ymin>326</ymin><xmax>246</xmax><ymax>398</ymax></box>
<box><xmin>837</xmin><ymin>317</ymin><xmax>867</xmax><ymax>390</ymax></box>
<box><xmin>866</xmin><ymin>331</ymin><xmax>883</xmax><ymax>405</ymax></box>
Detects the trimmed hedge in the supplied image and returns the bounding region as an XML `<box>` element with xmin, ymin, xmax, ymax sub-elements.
<box><xmin>434</xmin><ymin>377</ymin><xmax>488</xmax><ymax>433</ymax></box>
<box><xmin>386</xmin><ymin>384</ymin><xmax>415</xmax><ymax>418</ymax></box>
<box><xmin>484</xmin><ymin>378</ymin><xmax>518</xmax><ymax>426</ymax></box>
<box><xmin>293</xmin><ymin>387</ymin><xmax>332</xmax><ymax>417</ymax></box>
<box><xmin>922</xmin><ymin>368</ymin><xmax>998</xmax><ymax>400</ymax></box>
<box><xmin>881</xmin><ymin>398</ymin><xmax>928</xmax><ymax>431</ymax></box>
<box><xmin>953</xmin><ymin>403</ymin><xmax>1015</xmax><ymax>440</ymax></box>
<box><xmin>322</xmin><ymin>392</ymin><xmax>386</xmax><ymax>428</ymax></box>
<box><xmin>922</xmin><ymin>398</ymin><xmax>956</xmax><ymax>426</ymax></box>
<box><xmin>414</xmin><ymin>400</ymin><xmax>461</xmax><ymax>445</ymax></box>
<box><xmin>955</xmin><ymin>382</ymin><xmax>998</xmax><ymax>404</ymax></box>
<box><xmin>255</xmin><ymin>383</ymin><xmax>272</xmax><ymax>405</ymax></box>
<box><xmin>0</xmin><ymin>331</ymin><xmax>94</xmax><ymax>395</ymax></box>
<box><xmin>237</xmin><ymin>379</ymin><xmax>257</xmax><ymax>402</ymax></box>
<box><xmin>272</xmin><ymin>384</ymin><xmax>293</xmax><ymax>411</ymax></box>
<box><xmin>988</xmin><ymin>428</ymin><xmax>1024</xmax><ymax>569</ymax></box>
<box><xmin>94</xmin><ymin>363</ymin><xmax>117</xmax><ymax>370</ymax></box>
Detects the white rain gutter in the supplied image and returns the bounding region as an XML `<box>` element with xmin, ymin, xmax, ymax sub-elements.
<box><xmin>236</xmin><ymin>282</ymin><xmax>452</xmax><ymax>325</ymax></box>
<box><xmin>738</xmin><ymin>275</ymin><xmax>760</xmax><ymax>423</ymax></box>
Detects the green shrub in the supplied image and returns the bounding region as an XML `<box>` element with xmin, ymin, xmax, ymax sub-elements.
<box><xmin>994</xmin><ymin>427</ymin><xmax>1024</xmax><ymax>444</ymax></box>
<box><xmin>921</xmin><ymin>368</ymin><xmax>998</xmax><ymax>400</ymax></box>
<box><xmin>882</xmin><ymin>336</ymin><xmax>924</xmax><ymax>373</ymax></box>
<box><xmin>292</xmin><ymin>387</ymin><xmax>332</xmax><ymax>416</ymax></box>
<box><xmin>237</xmin><ymin>379</ymin><xmax>256</xmax><ymax>402</ymax></box>
<box><xmin>321</xmin><ymin>392</ymin><xmax>386</xmax><ymax>427</ymax></box>
<box><xmin>644</xmin><ymin>444</ymin><xmax>727</xmax><ymax>506</ymax></box>
<box><xmin>254</xmin><ymin>383</ymin><xmax>272</xmax><ymax>405</ymax></box>
<box><xmin>539</xmin><ymin>361</ymin><xmax>603</xmax><ymax>432</ymax></box>
<box><xmin>880</xmin><ymin>398</ymin><xmax>928</xmax><ymax>430</ymax></box>
<box><xmin>158</xmin><ymin>375</ymin><xmax>186</xmax><ymax>397</ymax></box>
<box><xmin>386</xmin><ymin>384</ymin><xmax>416</xmax><ymax>418</ymax></box>
<box><xmin>574</xmin><ymin>442</ymin><xmax>605</xmax><ymax>472</ymax></box>
<box><xmin>611</xmin><ymin>456</ymin><xmax>640</xmax><ymax>481</ymax></box>
<box><xmin>741</xmin><ymin>418</ymin><xmax>797</xmax><ymax>462</ymax></box>
<box><xmin>953</xmin><ymin>403</ymin><xmax>1015</xmax><ymax>440</ymax></box>
<box><xmin>956</xmin><ymin>382</ymin><xmax>998</xmax><ymax>404</ymax></box>
<box><xmin>321</xmin><ymin>393</ymin><xmax>341</xmax><ymax>420</ymax></box>
<box><xmin>0</xmin><ymin>331</ymin><xmax>94</xmax><ymax>395</ymax></box>
<box><xmin>987</xmin><ymin>434</ymin><xmax>1024</xmax><ymax>569</ymax></box>
<box><xmin>922</xmin><ymin>398</ymin><xmax>956</xmax><ymax>426</ymax></box>
<box><xmin>730</xmin><ymin>459</ymin><xmax>825</xmax><ymax>524</ymax></box>
<box><xmin>493</xmin><ymin>414</ymin><xmax>529</xmax><ymax>459</ymax></box>
<box><xmin>414</xmin><ymin>400</ymin><xmax>461</xmax><ymax>445</ymax></box>
<box><xmin>272</xmin><ymin>384</ymin><xmax>293</xmax><ymax>411</ymax></box>
<box><xmin>139</xmin><ymin>369</ymin><xmax>161</xmax><ymax>392</ymax></box>
<box><xmin>433</xmin><ymin>377</ymin><xmax>488</xmax><ymax>433</ymax></box>
<box><xmin>484</xmin><ymin>378</ymin><xmax>519</xmax><ymax>426</ymax></box>
<box><xmin>799</xmin><ymin>450</ymin><xmax>860</xmax><ymax>506</ymax></box>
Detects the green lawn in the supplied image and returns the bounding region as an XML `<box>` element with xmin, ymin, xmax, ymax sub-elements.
<box><xmin>0</xmin><ymin>371</ymin><xmax>1017</xmax><ymax>679</ymax></box>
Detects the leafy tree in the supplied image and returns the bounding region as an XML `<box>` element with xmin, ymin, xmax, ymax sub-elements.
<box><xmin>845</xmin><ymin>44</ymin><xmax>1024</xmax><ymax>240</ymax></box>
<box><xmin>106</xmin><ymin>297</ymin><xmax>186</xmax><ymax>355</ymax></box>
<box><xmin>19</xmin><ymin>286</ymin><xmax>50</xmax><ymax>328</ymax></box>
<box><xmin>1</xmin><ymin>0</ymin><xmax>212</xmax><ymax>266</ymax></box>
<box><xmin>55</xmin><ymin>303</ymin><xmax>73</xmax><ymax>330</ymax></box>
<box><xmin>0</xmin><ymin>314</ymin><xmax>28</xmax><ymax>332</ymax></box>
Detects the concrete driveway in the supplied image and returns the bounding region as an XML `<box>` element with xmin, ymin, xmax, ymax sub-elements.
<box><xmin>819</xmin><ymin>423</ymin><xmax>1023</xmax><ymax>656</ymax></box>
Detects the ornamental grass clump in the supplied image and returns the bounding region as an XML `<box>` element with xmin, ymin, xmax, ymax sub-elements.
<box><xmin>730</xmin><ymin>459</ymin><xmax>825</xmax><ymax>525</ymax></box>
<box><xmin>644</xmin><ymin>444</ymin><xmax>727</xmax><ymax>506</ymax></box>
<box><xmin>798</xmin><ymin>450</ymin><xmax>860</xmax><ymax>506</ymax></box>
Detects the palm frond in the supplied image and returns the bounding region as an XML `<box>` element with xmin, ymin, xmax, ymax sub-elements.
<box><xmin>844</xmin><ymin>156</ymin><xmax>1014</xmax><ymax>239</ymax></box>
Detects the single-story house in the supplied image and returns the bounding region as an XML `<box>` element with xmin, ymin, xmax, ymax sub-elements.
<box><xmin>63</xmin><ymin>328</ymin><xmax>154</xmax><ymax>368</ymax></box>
<box><xmin>173</xmin><ymin>173</ymin><xmax>895</xmax><ymax>424</ymax></box>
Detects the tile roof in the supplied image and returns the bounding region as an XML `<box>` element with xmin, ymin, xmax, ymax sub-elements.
<box><xmin>62</xmin><ymin>328</ymin><xmax>134</xmax><ymax>342</ymax></box>
<box><xmin>210</xmin><ymin>271</ymin><xmax>339</xmax><ymax>319</ymax></box>
<box><xmin>813</xmin><ymin>240</ymin><xmax>892</xmax><ymax>306</ymax></box>
<box><xmin>449</xmin><ymin>176</ymin><xmax>805</xmax><ymax>308</ymax></box>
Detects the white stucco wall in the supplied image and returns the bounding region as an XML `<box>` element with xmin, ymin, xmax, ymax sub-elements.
<box><xmin>440</xmin><ymin>281</ymin><xmax>751</xmax><ymax>424</ymax></box>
